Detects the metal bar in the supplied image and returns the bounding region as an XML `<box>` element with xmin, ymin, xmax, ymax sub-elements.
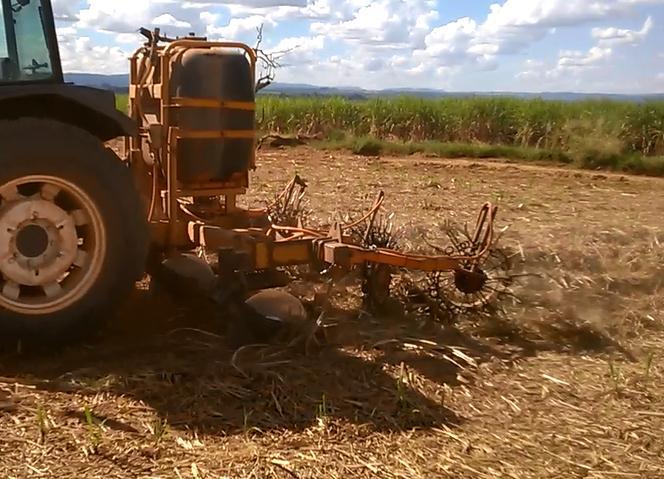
<box><xmin>177</xmin><ymin>188</ymin><xmax>247</xmax><ymax>197</ymax></box>
<box><xmin>167</xmin><ymin>98</ymin><xmax>255</xmax><ymax>111</ymax></box>
<box><xmin>2</xmin><ymin>0</ymin><xmax>19</xmax><ymax>79</ymax></box>
<box><xmin>258</xmin><ymin>240</ymin><xmax>313</xmax><ymax>269</ymax></box>
<box><xmin>179</xmin><ymin>176</ymin><xmax>246</xmax><ymax>190</ymax></box>
<box><xmin>161</xmin><ymin>40</ymin><xmax>257</xmax><ymax>75</ymax></box>
<box><xmin>129</xmin><ymin>84</ymin><xmax>162</xmax><ymax>99</ymax></box>
<box><xmin>173</xmin><ymin>128</ymin><xmax>255</xmax><ymax>140</ymax></box>
<box><xmin>321</xmin><ymin>242</ymin><xmax>462</xmax><ymax>272</ymax></box>
<box><xmin>342</xmin><ymin>191</ymin><xmax>385</xmax><ymax>231</ymax></box>
<box><xmin>160</xmin><ymin>44</ymin><xmax>170</xmax><ymax>222</ymax></box>
<box><xmin>41</xmin><ymin>0</ymin><xmax>64</xmax><ymax>82</ymax></box>
<box><xmin>166</xmin><ymin>128</ymin><xmax>179</xmax><ymax>245</ymax></box>
<box><xmin>185</xmin><ymin>198</ymin><xmax>498</xmax><ymax>279</ymax></box>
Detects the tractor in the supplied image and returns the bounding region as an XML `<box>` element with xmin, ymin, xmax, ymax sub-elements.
<box><xmin>0</xmin><ymin>0</ymin><xmax>510</xmax><ymax>346</ymax></box>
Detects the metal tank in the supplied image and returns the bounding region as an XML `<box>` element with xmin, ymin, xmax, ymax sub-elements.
<box><xmin>169</xmin><ymin>48</ymin><xmax>255</xmax><ymax>184</ymax></box>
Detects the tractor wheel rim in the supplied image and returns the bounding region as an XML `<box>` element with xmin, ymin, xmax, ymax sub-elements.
<box><xmin>0</xmin><ymin>175</ymin><xmax>107</xmax><ymax>315</ymax></box>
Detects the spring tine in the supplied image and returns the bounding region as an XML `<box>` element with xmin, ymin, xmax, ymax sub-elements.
<box><xmin>447</xmin><ymin>227</ymin><xmax>463</xmax><ymax>253</ymax></box>
<box><xmin>470</xmin><ymin>203</ymin><xmax>489</xmax><ymax>246</ymax></box>
<box><xmin>362</xmin><ymin>201</ymin><xmax>382</xmax><ymax>246</ymax></box>
<box><xmin>294</xmin><ymin>187</ymin><xmax>306</xmax><ymax>210</ymax></box>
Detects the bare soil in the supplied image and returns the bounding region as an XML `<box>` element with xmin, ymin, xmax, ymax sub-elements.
<box><xmin>1</xmin><ymin>146</ymin><xmax>663</xmax><ymax>478</ymax></box>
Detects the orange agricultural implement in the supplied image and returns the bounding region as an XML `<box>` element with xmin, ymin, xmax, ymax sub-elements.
<box><xmin>126</xmin><ymin>30</ymin><xmax>510</xmax><ymax>316</ymax></box>
<box><xmin>0</xmin><ymin>7</ymin><xmax>512</xmax><ymax>346</ymax></box>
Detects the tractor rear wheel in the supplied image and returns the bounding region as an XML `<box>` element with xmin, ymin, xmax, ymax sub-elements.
<box><xmin>0</xmin><ymin>119</ymin><xmax>149</xmax><ymax>346</ymax></box>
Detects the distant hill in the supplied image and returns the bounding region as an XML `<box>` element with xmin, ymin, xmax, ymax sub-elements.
<box><xmin>65</xmin><ymin>73</ymin><xmax>129</xmax><ymax>93</ymax></box>
<box><xmin>64</xmin><ymin>73</ymin><xmax>664</xmax><ymax>102</ymax></box>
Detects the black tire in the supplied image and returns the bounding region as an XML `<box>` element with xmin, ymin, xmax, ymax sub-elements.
<box><xmin>0</xmin><ymin>118</ymin><xmax>149</xmax><ymax>347</ymax></box>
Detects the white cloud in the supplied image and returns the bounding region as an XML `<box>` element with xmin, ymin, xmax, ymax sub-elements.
<box><xmin>206</xmin><ymin>15</ymin><xmax>270</xmax><ymax>41</ymax></box>
<box><xmin>261</xmin><ymin>35</ymin><xmax>325</xmax><ymax>76</ymax></box>
<box><xmin>57</xmin><ymin>28</ymin><xmax>130</xmax><ymax>74</ymax></box>
<box><xmin>49</xmin><ymin>0</ymin><xmax>664</xmax><ymax>92</ymax></box>
<box><xmin>51</xmin><ymin>0</ymin><xmax>80</xmax><ymax>22</ymax></box>
<box><xmin>61</xmin><ymin>0</ymin><xmax>346</xmax><ymax>38</ymax></box>
<box><xmin>592</xmin><ymin>16</ymin><xmax>654</xmax><ymax>46</ymax></box>
<box><xmin>75</xmin><ymin>0</ymin><xmax>207</xmax><ymax>35</ymax></box>
<box><xmin>63</xmin><ymin>1</ymin><xmax>338</xmax><ymax>47</ymax></box>
<box><xmin>515</xmin><ymin>59</ymin><xmax>548</xmax><ymax>81</ymax></box>
<box><xmin>558</xmin><ymin>46</ymin><xmax>613</xmax><ymax>69</ymax></box>
<box><xmin>516</xmin><ymin>42</ymin><xmax>614</xmax><ymax>83</ymax></box>
<box><xmin>516</xmin><ymin>10</ymin><xmax>654</xmax><ymax>86</ymax></box>
<box><xmin>423</xmin><ymin>17</ymin><xmax>478</xmax><ymax>63</ymax></box>
<box><xmin>224</xmin><ymin>0</ymin><xmax>326</xmax><ymax>19</ymax></box>
<box><xmin>310</xmin><ymin>0</ymin><xmax>438</xmax><ymax>50</ymax></box>
<box><xmin>225</xmin><ymin>0</ymin><xmax>307</xmax><ymax>7</ymax></box>
<box><xmin>115</xmin><ymin>33</ymin><xmax>143</xmax><ymax>44</ymax></box>
<box><xmin>153</xmin><ymin>14</ymin><xmax>192</xmax><ymax>29</ymax></box>
<box><xmin>268</xmin><ymin>35</ymin><xmax>324</xmax><ymax>56</ymax></box>
<box><xmin>420</xmin><ymin>0</ymin><xmax>662</xmax><ymax>66</ymax></box>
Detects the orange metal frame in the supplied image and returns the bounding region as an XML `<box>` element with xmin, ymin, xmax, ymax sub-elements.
<box><xmin>188</xmin><ymin>188</ymin><xmax>499</xmax><ymax>275</ymax></box>
<box><xmin>127</xmin><ymin>39</ymin><xmax>258</xmax><ymax>246</ymax></box>
<box><xmin>281</xmin><ymin>200</ymin><xmax>498</xmax><ymax>273</ymax></box>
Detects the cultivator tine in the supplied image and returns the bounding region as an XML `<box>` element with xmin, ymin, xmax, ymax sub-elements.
<box><xmin>470</xmin><ymin>203</ymin><xmax>498</xmax><ymax>256</ymax></box>
<box><xmin>341</xmin><ymin>192</ymin><xmax>401</xmax><ymax>312</ymax></box>
<box><xmin>258</xmin><ymin>183</ymin><xmax>518</xmax><ymax>320</ymax></box>
<box><xmin>341</xmin><ymin>191</ymin><xmax>386</xmax><ymax>233</ymax></box>
<box><xmin>338</xmin><ymin>198</ymin><xmax>514</xmax><ymax>318</ymax></box>
<box><xmin>360</xmin><ymin>196</ymin><xmax>380</xmax><ymax>247</ymax></box>
<box><xmin>266</xmin><ymin>175</ymin><xmax>309</xmax><ymax>230</ymax></box>
<box><xmin>415</xmin><ymin>203</ymin><xmax>518</xmax><ymax>319</ymax></box>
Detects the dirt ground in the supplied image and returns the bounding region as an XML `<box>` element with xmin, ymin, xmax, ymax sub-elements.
<box><xmin>1</xmin><ymin>146</ymin><xmax>663</xmax><ymax>478</ymax></box>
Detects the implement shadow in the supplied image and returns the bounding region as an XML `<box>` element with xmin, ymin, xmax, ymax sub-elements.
<box><xmin>0</xmin><ymin>287</ymin><xmax>466</xmax><ymax>436</ymax></box>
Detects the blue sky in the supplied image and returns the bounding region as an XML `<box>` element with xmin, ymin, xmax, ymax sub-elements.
<box><xmin>51</xmin><ymin>0</ymin><xmax>664</xmax><ymax>93</ymax></box>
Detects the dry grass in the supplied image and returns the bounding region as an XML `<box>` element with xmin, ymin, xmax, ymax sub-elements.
<box><xmin>1</xmin><ymin>146</ymin><xmax>663</xmax><ymax>478</ymax></box>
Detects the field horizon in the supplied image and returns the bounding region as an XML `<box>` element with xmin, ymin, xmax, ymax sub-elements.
<box><xmin>115</xmin><ymin>93</ymin><xmax>664</xmax><ymax>176</ymax></box>
<box><xmin>70</xmin><ymin>73</ymin><xmax>664</xmax><ymax>102</ymax></box>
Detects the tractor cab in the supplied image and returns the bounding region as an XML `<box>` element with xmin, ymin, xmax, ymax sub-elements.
<box><xmin>0</xmin><ymin>0</ymin><xmax>62</xmax><ymax>84</ymax></box>
<box><xmin>0</xmin><ymin>0</ymin><xmax>134</xmax><ymax>143</ymax></box>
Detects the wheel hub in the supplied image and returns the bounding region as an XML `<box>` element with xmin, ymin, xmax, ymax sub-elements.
<box><xmin>0</xmin><ymin>198</ymin><xmax>79</xmax><ymax>288</ymax></box>
<box><xmin>453</xmin><ymin>268</ymin><xmax>488</xmax><ymax>295</ymax></box>
<box><xmin>15</xmin><ymin>223</ymin><xmax>50</xmax><ymax>258</ymax></box>
<box><xmin>0</xmin><ymin>176</ymin><xmax>105</xmax><ymax>314</ymax></box>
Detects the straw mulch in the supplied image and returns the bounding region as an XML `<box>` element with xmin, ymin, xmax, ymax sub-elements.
<box><xmin>1</xmin><ymin>146</ymin><xmax>662</xmax><ymax>478</ymax></box>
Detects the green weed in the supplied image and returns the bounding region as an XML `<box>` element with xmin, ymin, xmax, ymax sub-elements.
<box><xmin>84</xmin><ymin>406</ymin><xmax>102</xmax><ymax>454</ymax></box>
